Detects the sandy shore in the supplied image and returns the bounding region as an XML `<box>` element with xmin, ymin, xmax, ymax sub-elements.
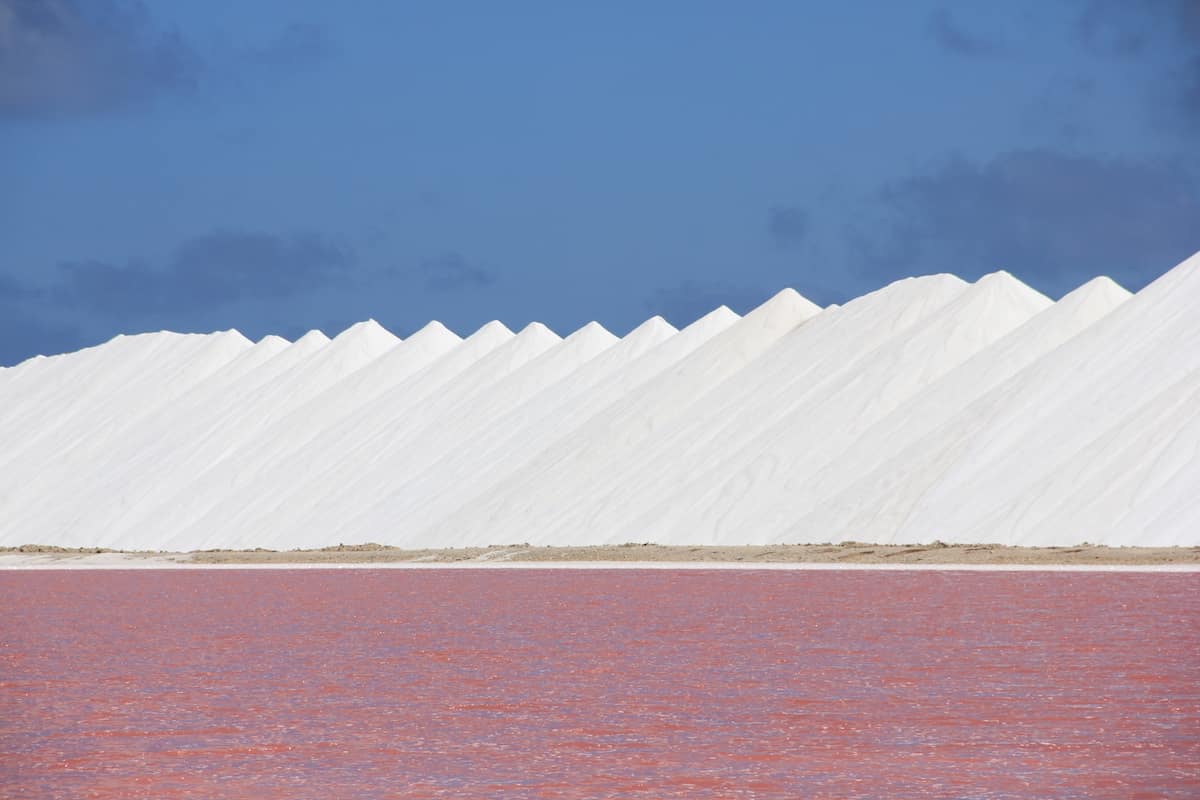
<box><xmin>3</xmin><ymin>541</ymin><xmax>1198</xmax><ymax>568</ymax></box>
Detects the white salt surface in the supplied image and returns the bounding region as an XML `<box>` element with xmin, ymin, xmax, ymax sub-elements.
<box><xmin>279</xmin><ymin>321</ymin><xmax>617</xmax><ymax>551</ymax></box>
<box><xmin>420</xmin><ymin>288</ymin><xmax>822</xmax><ymax>548</ymax></box>
<box><xmin>330</xmin><ymin>315</ymin><xmax>681</xmax><ymax>544</ymax></box>
<box><xmin>0</xmin><ymin>331</ymin><xmax>254</xmax><ymax>546</ymax></box>
<box><xmin>1</xmin><ymin>255</ymin><xmax>1197</xmax><ymax>550</ymax></box>
<box><xmin>166</xmin><ymin>321</ymin><xmax>558</xmax><ymax>551</ymax></box>
<box><xmin>550</xmin><ymin>273</ymin><xmax>980</xmax><ymax>546</ymax></box>
<box><xmin>763</xmin><ymin>275</ymin><xmax>1131</xmax><ymax>543</ymax></box>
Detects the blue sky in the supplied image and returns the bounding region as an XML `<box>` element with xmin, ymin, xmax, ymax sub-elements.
<box><xmin>2</xmin><ymin>0</ymin><xmax>1198</xmax><ymax>365</ymax></box>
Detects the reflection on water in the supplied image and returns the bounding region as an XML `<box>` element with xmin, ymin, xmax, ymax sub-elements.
<box><xmin>1</xmin><ymin>570</ymin><xmax>1197</xmax><ymax>798</ymax></box>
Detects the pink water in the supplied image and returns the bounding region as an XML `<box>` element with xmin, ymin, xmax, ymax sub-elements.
<box><xmin>1</xmin><ymin>569</ymin><xmax>1197</xmax><ymax>798</ymax></box>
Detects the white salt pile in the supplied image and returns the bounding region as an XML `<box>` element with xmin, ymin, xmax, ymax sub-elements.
<box><xmin>1</xmin><ymin>253</ymin><xmax>1197</xmax><ymax>550</ymax></box>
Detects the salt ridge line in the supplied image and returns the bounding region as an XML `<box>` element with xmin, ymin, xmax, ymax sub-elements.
<box><xmin>896</xmin><ymin>252</ymin><xmax>1200</xmax><ymax>547</ymax></box>
<box><xmin>140</xmin><ymin>320</ymin><xmax>491</xmax><ymax>551</ymax></box>
<box><xmin>0</xmin><ymin>332</ymin><xmax>226</xmax><ymax>457</ymax></box>
<box><xmin>1</xmin><ymin>255</ymin><xmax>1199</xmax><ymax>550</ymax></box>
<box><xmin>85</xmin><ymin>322</ymin><xmax>401</xmax><ymax>549</ymax></box>
<box><xmin>3</xmin><ymin>334</ymin><xmax>294</xmax><ymax>548</ymax></box>
<box><xmin>794</xmin><ymin>253</ymin><xmax>1200</xmax><ymax>547</ymax></box>
<box><xmin>750</xmin><ymin>275</ymin><xmax>1132</xmax><ymax>543</ymax></box>
<box><xmin>287</xmin><ymin>321</ymin><xmax>619</xmax><ymax>551</ymax></box>
<box><xmin>372</xmin><ymin>306</ymin><xmax>742</xmax><ymax>548</ymax></box>
<box><xmin>635</xmin><ymin>271</ymin><xmax>1053</xmax><ymax>547</ymax></box>
<box><xmin>44</xmin><ymin>330</ymin><xmax>329</xmax><ymax>550</ymax></box>
<box><xmin>627</xmin><ymin>277</ymin><xmax>967</xmax><ymax>482</ymax></box>
<box><xmin>149</xmin><ymin>320</ymin><xmax>518</xmax><ymax>552</ymax></box>
<box><xmin>0</xmin><ymin>332</ymin><xmax>166</xmax><ymax>428</ymax></box>
<box><xmin>419</xmin><ymin>288</ymin><xmax>823</xmax><ymax>549</ymax></box>
<box><xmin>182</xmin><ymin>321</ymin><xmax>462</xmax><ymax>495</ymax></box>
<box><xmin>331</xmin><ymin>315</ymin><xmax>680</xmax><ymax>544</ymax></box>
<box><xmin>11</xmin><ymin>330</ymin><xmax>318</xmax><ymax>549</ymax></box>
<box><xmin>543</xmin><ymin>273</ymin><xmax>972</xmax><ymax>547</ymax></box>
<box><xmin>0</xmin><ymin>331</ymin><xmax>253</xmax><ymax>536</ymax></box>
<box><xmin>0</xmin><ymin>334</ymin><xmax>110</xmax><ymax>392</ymax></box>
<box><xmin>165</xmin><ymin>321</ymin><xmax>558</xmax><ymax>552</ymax></box>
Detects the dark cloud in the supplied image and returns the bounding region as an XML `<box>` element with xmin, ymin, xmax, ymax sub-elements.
<box><xmin>0</xmin><ymin>0</ymin><xmax>200</xmax><ymax>120</ymax></box>
<box><xmin>246</xmin><ymin>22</ymin><xmax>333</xmax><ymax>69</ymax></box>
<box><xmin>0</xmin><ymin>229</ymin><xmax>356</xmax><ymax>363</ymax></box>
<box><xmin>767</xmin><ymin>205</ymin><xmax>809</xmax><ymax>249</ymax></box>
<box><xmin>645</xmin><ymin>281</ymin><xmax>768</xmax><ymax>327</ymax></box>
<box><xmin>1178</xmin><ymin>53</ymin><xmax>1200</xmax><ymax>123</ymax></box>
<box><xmin>1077</xmin><ymin>0</ymin><xmax>1200</xmax><ymax>128</ymax></box>
<box><xmin>928</xmin><ymin>8</ymin><xmax>1005</xmax><ymax>58</ymax></box>
<box><xmin>420</xmin><ymin>252</ymin><xmax>496</xmax><ymax>292</ymax></box>
<box><xmin>1022</xmin><ymin>76</ymin><xmax>1097</xmax><ymax>142</ymax></box>
<box><xmin>51</xmin><ymin>230</ymin><xmax>355</xmax><ymax>316</ymax></box>
<box><xmin>417</xmin><ymin>189</ymin><xmax>444</xmax><ymax>209</ymax></box>
<box><xmin>51</xmin><ymin>259</ymin><xmax>158</xmax><ymax>315</ymax></box>
<box><xmin>851</xmin><ymin>149</ymin><xmax>1200</xmax><ymax>295</ymax></box>
<box><xmin>171</xmin><ymin>231</ymin><xmax>353</xmax><ymax>305</ymax></box>
<box><xmin>1079</xmin><ymin>0</ymin><xmax>1200</xmax><ymax>52</ymax></box>
<box><xmin>1183</xmin><ymin>4</ymin><xmax>1200</xmax><ymax>43</ymax></box>
<box><xmin>0</xmin><ymin>310</ymin><xmax>85</xmax><ymax>367</ymax></box>
<box><xmin>0</xmin><ymin>270</ymin><xmax>33</xmax><ymax>300</ymax></box>
<box><xmin>1077</xmin><ymin>0</ymin><xmax>1154</xmax><ymax>57</ymax></box>
<box><xmin>0</xmin><ymin>270</ymin><xmax>85</xmax><ymax>364</ymax></box>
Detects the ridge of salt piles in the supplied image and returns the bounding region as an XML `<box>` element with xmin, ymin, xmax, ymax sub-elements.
<box><xmin>3</xmin><ymin>252</ymin><xmax>1199</xmax><ymax>551</ymax></box>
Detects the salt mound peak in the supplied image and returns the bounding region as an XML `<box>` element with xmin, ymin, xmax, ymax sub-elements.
<box><xmin>827</xmin><ymin>273</ymin><xmax>964</xmax><ymax>321</ymax></box>
<box><xmin>292</xmin><ymin>329</ymin><xmax>331</xmax><ymax>348</ymax></box>
<box><xmin>516</xmin><ymin>321</ymin><xmax>561</xmax><ymax>342</ymax></box>
<box><xmin>93</xmin><ymin>330</ymin><xmax>191</xmax><ymax>358</ymax></box>
<box><xmin>907</xmin><ymin>272</ymin><xmax>963</xmax><ymax>284</ymax></box>
<box><xmin>969</xmin><ymin>270</ymin><xmax>1052</xmax><ymax>308</ymax></box>
<box><xmin>136</xmin><ymin>329</ymin><xmax>239</xmax><ymax>344</ymax></box>
<box><xmin>305</xmin><ymin>320</ymin><xmax>399</xmax><ymax>375</ymax></box>
<box><xmin>408</xmin><ymin>320</ymin><xmax>460</xmax><ymax>343</ymax></box>
<box><xmin>630</xmin><ymin>315</ymin><xmax>678</xmax><ymax>338</ymax></box>
<box><xmin>331</xmin><ymin>319</ymin><xmax>401</xmax><ymax>348</ymax></box>
<box><xmin>1065</xmin><ymin>275</ymin><xmax>1131</xmax><ymax>304</ymax></box>
<box><xmin>908</xmin><ymin>272</ymin><xmax>967</xmax><ymax>291</ymax></box>
<box><xmin>564</xmin><ymin>320</ymin><xmax>618</xmax><ymax>344</ymax></box>
<box><xmin>853</xmin><ymin>273</ymin><xmax>963</xmax><ymax>306</ymax></box>
<box><xmin>210</xmin><ymin>329</ymin><xmax>254</xmax><ymax>348</ymax></box>
<box><xmin>255</xmin><ymin>329</ymin><xmax>329</xmax><ymax>375</ymax></box>
<box><xmin>749</xmin><ymin>288</ymin><xmax>822</xmax><ymax>321</ymax></box>
<box><xmin>973</xmin><ymin>269</ymin><xmax>1032</xmax><ymax>290</ymax></box>
<box><xmin>4</xmin><ymin>257</ymin><xmax>1199</xmax><ymax>552</ymax></box>
<box><xmin>225</xmin><ymin>336</ymin><xmax>293</xmax><ymax>376</ymax></box>
<box><xmin>469</xmin><ymin>320</ymin><xmax>515</xmax><ymax>341</ymax></box>
<box><xmin>690</xmin><ymin>305</ymin><xmax>740</xmax><ymax>328</ymax></box>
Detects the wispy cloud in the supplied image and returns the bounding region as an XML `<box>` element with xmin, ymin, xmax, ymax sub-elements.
<box><xmin>0</xmin><ymin>271</ymin><xmax>83</xmax><ymax>365</ymax></box>
<box><xmin>419</xmin><ymin>252</ymin><xmax>496</xmax><ymax>292</ymax></box>
<box><xmin>767</xmin><ymin>205</ymin><xmax>809</xmax><ymax>250</ymax></box>
<box><xmin>0</xmin><ymin>309</ymin><xmax>84</xmax><ymax>366</ymax></box>
<box><xmin>0</xmin><ymin>2</ymin><xmax>338</xmax><ymax>121</ymax></box>
<box><xmin>245</xmin><ymin>22</ymin><xmax>334</xmax><ymax>70</ymax></box>
<box><xmin>928</xmin><ymin>8</ymin><xmax>1005</xmax><ymax>58</ymax></box>
<box><xmin>50</xmin><ymin>230</ymin><xmax>355</xmax><ymax>316</ymax></box>
<box><xmin>849</xmin><ymin>149</ymin><xmax>1200</xmax><ymax>295</ymax></box>
<box><xmin>645</xmin><ymin>281</ymin><xmax>767</xmax><ymax>326</ymax></box>
<box><xmin>0</xmin><ymin>0</ymin><xmax>200</xmax><ymax>120</ymax></box>
<box><xmin>1076</xmin><ymin>0</ymin><xmax>1200</xmax><ymax>130</ymax></box>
